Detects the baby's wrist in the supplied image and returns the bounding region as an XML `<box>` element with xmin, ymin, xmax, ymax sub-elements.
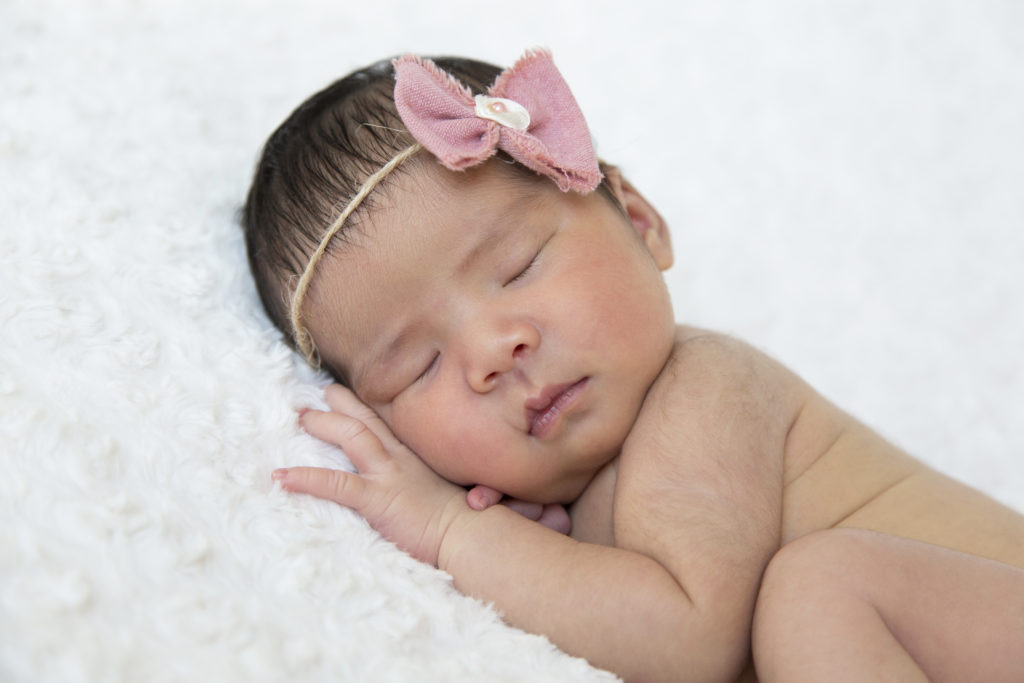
<box><xmin>436</xmin><ymin>498</ymin><xmax>493</xmax><ymax>572</ymax></box>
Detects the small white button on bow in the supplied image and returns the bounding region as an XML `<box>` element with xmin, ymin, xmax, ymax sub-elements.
<box><xmin>473</xmin><ymin>95</ymin><xmax>531</xmax><ymax>131</ymax></box>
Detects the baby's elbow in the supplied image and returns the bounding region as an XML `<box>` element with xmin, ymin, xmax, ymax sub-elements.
<box><xmin>629</xmin><ymin>644</ymin><xmax>748</xmax><ymax>683</ymax></box>
<box><xmin>621</xmin><ymin>601</ymin><xmax>751</xmax><ymax>683</ymax></box>
<box><xmin>599</xmin><ymin>556</ymin><xmax>755</xmax><ymax>683</ymax></box>
<box><xmin>675</xmin><ymin>623</ymin><xmax>750</xmax><ymax>683</ymax></box>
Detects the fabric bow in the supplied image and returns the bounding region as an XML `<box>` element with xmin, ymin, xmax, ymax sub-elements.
<box><xmin>392</xmin><ymin>49</ymin><xmax>602</xmax><ymax>193</ymax></box>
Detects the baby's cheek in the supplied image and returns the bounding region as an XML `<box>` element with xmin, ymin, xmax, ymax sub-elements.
<box><xmin>391</xmin><ymin>407</ymin><xmax>482</xmax><ymax>485</ymax></box>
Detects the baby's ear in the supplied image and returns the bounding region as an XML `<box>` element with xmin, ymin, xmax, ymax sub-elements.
<box><xmin>603</xmin><ymin>167</ymin><xmax>673</xmax><ymax>270</ymax></box>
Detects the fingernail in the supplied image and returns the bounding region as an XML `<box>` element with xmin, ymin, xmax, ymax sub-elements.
<box><xmin>271</xmin><ymin>468</ymin><xmax>289</xmax><ymax>482</ymax></box>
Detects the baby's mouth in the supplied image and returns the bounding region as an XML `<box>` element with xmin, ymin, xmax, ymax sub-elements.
<box><xmin>525</xmin><ymin>377</ymin><xmax>590</xmax><ymax>438</ymax></box>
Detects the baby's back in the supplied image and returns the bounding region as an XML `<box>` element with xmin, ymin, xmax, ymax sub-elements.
<box><xmin>783</xmin><ymin>390</ymin><xmax>1024</xmax><ymax>568</ymax></box>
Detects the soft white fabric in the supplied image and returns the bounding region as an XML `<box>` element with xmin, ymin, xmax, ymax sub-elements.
<box><xmin>2</xmin><ymin>1</ymin><xmax>1022</xmax><ymax>681</ymax></box>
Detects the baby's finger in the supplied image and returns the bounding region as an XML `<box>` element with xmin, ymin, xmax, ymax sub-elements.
<box><xmin>466</xmin><ymin>484</ymin><xmax>504</xmax><ymax>511</ymax></box>
<box><xmin>503</xmin><ymin>498</ymin><xmax>544</xmax><ymax>521</ymax></box>
<box><xmin>538</xmin><ymin>504</ymin><xmax>572</xmax><ymax>536</ymax></box>
<box><xmin>273</xmin><ymin>466</ymin><xmax>368</xmax><ymax>511</ymax></box>
<box><xmin>300</xmin><ymin>409</ymin><xmax>389</xmax><ymax>473</ymax></box>
<box><xmin>323</xmin><ymin>384</ymin><xmax>405</xmax><ymax>452</ymax></box>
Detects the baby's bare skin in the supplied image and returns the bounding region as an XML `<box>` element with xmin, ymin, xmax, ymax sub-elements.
<box><xmin>274</xmin><ymin>162</ymin><xmax>1024</xmax><ymax>681</ymax></box>
<box><xmin>570</xmin><ymin>325</ymin><xmax>1024</xmax><ymax>571</ymax></box>
<box><xmin>567</xmin><ymin>325</ymin><xmax>1024</xmax><ymax>682</ymax></box>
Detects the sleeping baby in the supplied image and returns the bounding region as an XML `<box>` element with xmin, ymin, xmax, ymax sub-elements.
<box><xmin>243</xmin><ymin>50</ymin><xmax>1024</xmax><ymax>682</ymax></box>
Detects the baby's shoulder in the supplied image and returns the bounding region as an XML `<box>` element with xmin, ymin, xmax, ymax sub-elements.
<box><xmin>617</xmin><ymin>326</ymin><xmax>811</xmax><ymax>476</ymax></box>
<box><xmin>668</xmin><ymin>325</ymin><xmax>809</xmax><ymax>406</ymax></box>
<box><xmin>672</xmin><ymin>325</ymin><xmax>771</xmax><ymax>366</ymax></box>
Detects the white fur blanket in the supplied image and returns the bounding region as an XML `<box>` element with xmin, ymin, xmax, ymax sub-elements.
<box><xmin>3</xmin><ymin>2</ymin><xmax>1022</xmax><ymax>681</ymax></box>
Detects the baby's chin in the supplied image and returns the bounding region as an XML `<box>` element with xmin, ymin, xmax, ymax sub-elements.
<box><xmin>496</xmin><ymin>466</ymin><xmax>609</xmax><ymax>506</ymax></box>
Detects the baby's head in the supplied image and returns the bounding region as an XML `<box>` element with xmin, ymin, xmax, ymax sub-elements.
<box><xmin>244</xmin><ymin>51</ymin><xmax>676</xmax><ymax>502</ymax></box>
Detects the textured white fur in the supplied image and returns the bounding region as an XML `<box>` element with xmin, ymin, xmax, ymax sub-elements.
<box><xmin>2</xmin><ymin>1</ymin><xmax>1021</xmax><ymax>681</ymax></box>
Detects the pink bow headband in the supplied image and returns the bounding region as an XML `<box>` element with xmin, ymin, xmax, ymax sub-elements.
<box><xmin>393</xmin><ymin>49</ymin><xmax>602</xmax><ymax>192</ymax></box>
<box><xmin>290</xmin><ymin>49</ymin><xmax>603</xmax><ymax>362</ymax></box>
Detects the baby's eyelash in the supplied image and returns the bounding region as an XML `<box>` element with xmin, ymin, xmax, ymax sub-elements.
<box><xmin>415</xmin><ymin>353</ymin><xmax>439</xmax><ymax>383</ymax></box>
<box><xmin>505</xmin><ymin>233</ymin><xmax>553</xmax><ymax>286</ymax></box>
<box><xmin>506</xmin><ymin>252</ymin><xmax>540</xmax><ymax>286</ymax></box>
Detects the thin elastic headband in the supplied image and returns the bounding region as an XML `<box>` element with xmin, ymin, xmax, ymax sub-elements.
<box><xmin>289</xmin><ymin>49</ymin><xmax>601</xmax><ymax>364</ymax></box>
<box><xmin>290</xmin><ymin>143</ymin><xmax>422</xmax><ymax>361</ymax></box>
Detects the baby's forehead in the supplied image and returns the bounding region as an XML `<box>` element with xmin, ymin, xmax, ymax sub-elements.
<box><xmin>346</xmin><ymin>157</ymin><xmax>553</xmax><ymax>249</ymax></box>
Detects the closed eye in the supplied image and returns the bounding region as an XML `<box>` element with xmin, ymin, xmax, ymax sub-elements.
<box><xmin>505</xmin><ymin>231</ymin><xmax>553</xmax><ymax>286</ymax></box>
<box><xmin>505</xmin><ymin>252</ymin><xmax>539</xmax><ymax>286</ymax></box>
<box><xmin>414</xmin><ymin>352</ymin><xmax>440</xmax><ymax>383</ymax></box>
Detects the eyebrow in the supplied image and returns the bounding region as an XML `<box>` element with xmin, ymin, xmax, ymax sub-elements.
<box><xmin>354</xmin><ymin>327</ymin><xmax>413</xmax><ymax>399</ymax></box>
<box><xmin>456</xmin><ymin>220</ymin><xmax>516</xmax><ymax>276</ymax></box>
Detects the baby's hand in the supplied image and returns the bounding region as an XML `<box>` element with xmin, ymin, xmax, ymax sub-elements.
<box><xmin>274</xmin><ymin>384</ymin><xmax>467</xmax><ymax>567</ymax></box>
<box><xmin>466</xmin><ymin>485</ymin><xmax>572</xmax><ymax>536</ymax></box>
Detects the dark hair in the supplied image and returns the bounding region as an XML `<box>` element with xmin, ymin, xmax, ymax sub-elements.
<box><xmin>241</xmin><ymin>55</ymin><xmax>619</xmax><ymax>357</ymax></box>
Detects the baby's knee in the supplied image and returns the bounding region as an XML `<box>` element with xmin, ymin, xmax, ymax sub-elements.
<box><xmin>762</xmin><ymin>528</ymin><xmax>881</xmax><ymax>589</ymax></box>
<box><xmin>753</xmin><ymin>529</ymin><xmax>879</xmax><ymax>645</ymax></box>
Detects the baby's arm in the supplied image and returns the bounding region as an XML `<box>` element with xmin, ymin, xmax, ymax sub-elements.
<box><xmin>608</xmin><ymin>330</ymin><xmax>799</xmax><ymax>678</ymax></box>
<box><xmin>277</xmin><ymin>383</ymin><xmax>750</xmax><ymax>683</ymax></box>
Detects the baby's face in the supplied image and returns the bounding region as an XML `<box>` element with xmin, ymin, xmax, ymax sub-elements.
<box><xmin>306</xmin><ymin>160</ymin><xmax>675</xmax><ymax>502</ymax></box>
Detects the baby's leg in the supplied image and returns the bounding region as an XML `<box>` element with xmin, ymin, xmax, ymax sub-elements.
<box><xmin>752</xmin><ymin>527</ymin><xmax>1024</xmax><ymax>683</ymax></box>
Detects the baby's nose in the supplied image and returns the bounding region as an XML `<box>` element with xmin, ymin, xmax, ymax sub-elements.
<box><xmin>464</xmin><ymin>320</ymin><xmax>538</xmax><ymax>393</ymax></box>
